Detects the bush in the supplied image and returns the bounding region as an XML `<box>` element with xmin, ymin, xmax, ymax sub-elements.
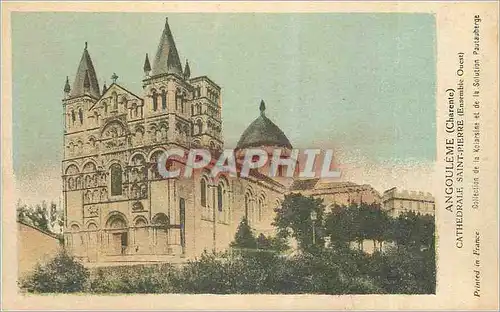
<box><xmin>368</xmin><ymin>246</ymin><xmax>436</xmax><ymax>294</ymax></box>
<box><xmin>19</xmin><ymin>251</ymin><xmax>89</xmax><ymax>293</ymax></box>
<box><xmin>89</xmin><ymin>264</ymin><xmax>175</xmax><ymax>293</ymax></box>
<box><xmin>18</xmin><ymin>247</ymin><xmax>434</xmax><ymax>294</ymax></box>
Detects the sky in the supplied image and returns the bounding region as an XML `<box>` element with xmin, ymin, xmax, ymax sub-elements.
<box><xmin>11</xmin><ymin>13</ymin><xmax>436</xmax><ymax>204</ymax></box>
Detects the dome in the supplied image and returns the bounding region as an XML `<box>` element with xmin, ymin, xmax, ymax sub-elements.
<box><xmin>236</xmin><ymin>100</ymin><xmax>293</xmax><ymax>149</ymax></box>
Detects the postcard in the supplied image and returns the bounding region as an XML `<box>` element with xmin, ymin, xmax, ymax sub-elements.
<box><xmin>2</xmin><ymin>1</ymin><xmax>498</xmax><ymax>310</ymax></box>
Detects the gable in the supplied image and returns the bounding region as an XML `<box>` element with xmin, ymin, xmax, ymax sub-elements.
<box><xmin>89</xmin><ymin>83</ymin><xmax>143</xmax><ymax>112</ymax></box>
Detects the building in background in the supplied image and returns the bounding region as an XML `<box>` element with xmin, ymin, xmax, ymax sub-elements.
<box><xmin>289</xmin><ymin>178</ymin><xmax>381</xmax><ymax>210</ymax></box>
<box><xmin>381</xmin><ymin>187</ymin><xmax>435</xmax><ymax>217</ymax></box>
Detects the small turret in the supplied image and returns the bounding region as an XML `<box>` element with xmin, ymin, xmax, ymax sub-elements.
<box><xmin>184</xmin><ymin>59</ymin><xmax>191</xmax><ymax>80</ymax></box>
<box><xmin>259</xmin><ymin>99</ymin><xmax>266</xmax><ymax>116</ymax></box>
<box><xmin>143</xmin><ymin>53</ymin><xmax>151</xmax><ymax>77</ymax></box>
<box><xmin>102</xmin><ymin>81</ymin><xmax>107</xmax><ymax>95</ymax></box>
<box><xmin>64</xmin><ymin>76</ymin><xmax>71</xmax><ymax>96</ymax></box>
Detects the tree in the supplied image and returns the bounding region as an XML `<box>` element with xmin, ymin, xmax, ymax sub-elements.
<box><xmin>230</xmin><ymin>217</ymin><xmax>256</xmax><ymax>249</ymax></box>
<box><xmin>360</xmin><ymin>203</ymin><xmax>390</xmax><ymax>252</ymax></box>
<box><xmin>16</xmin><ymin>200</ymin><xmax>63</xmax><ymax>235</ymax></box>
<box><xmin>273</xmin><ymin>193</ymin><xmax>325</xmax><ymax>251</ymax></box>
<box><xmin>256</xmin><ymin>233</ymin><xmax>271</xmax><ymax>250</ymax></box>
<box><xmin>324</xmin><ymin>202</ymin><xmax>392</xmax><ymax>252</ymax></box>
<box><xmin>324</xmin><ymin>204</ymin><xmax>351</xmax><ymax>248</ymax></box>
<box><xmin>256</xmin><ymin>233</ymin><xmax>289</xmax><ymax>252</ymax></box>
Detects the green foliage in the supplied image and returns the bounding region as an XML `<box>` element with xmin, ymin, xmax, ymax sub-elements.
<box><xmin>324</xmin><ymin>203</ymin><xmax>434</xmax><ymax>252</ymax></box>
<box><xmin>273</xmin><ymin>193</ymin><xmax>325</xmax><ymax>250</ymax></box>
<box><xmin>369</xmin><ymin>246</ymin><xmax>436</xmax><ymax>294</ymax></box>
<box><xmin>230</xmin><ymin>217</ymin><xmax>257</xmax><ymax>249</ymax></box>
<box><xmin>19</xmin><ymin>251</ymin><xmax>89</xmax><ymax>293</ymax></box>
<box><xmin>230</xmin><ymin>218</ymin><xmax>289</xmax><ymax>252</ymax></box>
<box><xmin>256</xmin><ymin>233</ymin><xmax>289</xmax><ymax>252</ymax></box>
<box><xmin>169</xmin><ymin>251</ymin><xmax>233</xmax><ymax>293</ymax></box>
<box><xmin>18</xmin><ymin>194</ymin><xmax>435</xmax><ymax>295</ymax></box>
<box><xmin>16</xmin><ymin>199</ymin><xmax>63</xmax><ymax>235</ymax></box>
<box><xmin>19</xmin><ymin>247</ymin><xmax>434</xmax><ymax>294</ymax></box>
<box><xmin>89</xmin><ymin>264</ymin><xmax>175</xmax><ymax>293</ymax></box>
<box><xmin>392</xmin><ymin>211</ymin><xmax>435</xmax><ymax>250</ymax></box>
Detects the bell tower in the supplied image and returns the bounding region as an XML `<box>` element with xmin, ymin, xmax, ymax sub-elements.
<box><xmin>142</xmin><ymin>18</ymin><xmax>192</xmax><ymax>150</ymax></box>
<box><xmin>62</xmin><ymin>42</ymin><xmax>101</xmax><ymax>151</ymax></box>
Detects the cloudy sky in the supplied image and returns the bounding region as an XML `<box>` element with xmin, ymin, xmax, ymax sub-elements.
<box><xmin>12</xmin><ymin>13</ymin><xmax>436</xmax><ymax>204</ymax></box>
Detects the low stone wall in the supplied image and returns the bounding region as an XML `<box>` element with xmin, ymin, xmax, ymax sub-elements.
<box><xmin>17</xmin><ymin>221</ymin><xmax>62</xmax><ymax>278</ymax></box>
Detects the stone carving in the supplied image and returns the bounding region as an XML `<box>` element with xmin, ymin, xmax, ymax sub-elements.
<box><xmin>132</xmin><ymin>201</ymin><xmax>144</xmax><ymax>212</ymax></box>
<box><xmin>100</xmin><ymin>187</ymin><xmax>108</xmax><ymax>201</ymax></box>
<box><xmin>87</xmin><ymin>205</ymin><xmax>99</xmax><ymax>217</ymax></box>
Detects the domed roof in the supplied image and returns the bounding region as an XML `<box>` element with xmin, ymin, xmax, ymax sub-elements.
<box><xmin>236</xmin><ymin>100</ymin><xmax>293</xmax><ymax>149</ymax></box>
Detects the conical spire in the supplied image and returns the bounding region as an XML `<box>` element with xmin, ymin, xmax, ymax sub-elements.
<box><xmin>259</xmin><ymin>100</ymin><xmax>266</xmax><ymax>116</ymax></box>
<box><xmin>143</xmin><ymin>53</ymin><xmax>151</xmax><ymax>74</ymax></box>
<box><xmin>70</xmin><ymin>42</ymin><xmax>100</xmax><ymax>99</ymax></box>
<box><xmin>184</xmin><ymin>59</ymin><xmax>191</xmax><ymax>80</ymax></box>
<box><xmin>151</xmin><ymin>18</ymin><xmax>183</xmax><ymax>77</ymax></box>
<box><xmin>83</xmin><ymin>70</ymin><xmax>91</xmax><ymax>91</ymax></box>
<box><xmin>64</xmin><ymin>76</ymin><xmax>71</xmax><ymax>93</ymax></box>
<box><xmin>102</xmin><ymin>81</ymin><xmax>107</xmax><ymax>95</ymax></box>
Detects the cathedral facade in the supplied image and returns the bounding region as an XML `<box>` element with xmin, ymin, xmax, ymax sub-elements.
<box><xmin>62</xmin><ymin>19</ymin><xmax>289</xmax><ymax>263</ymax></box>
<box><xmin>62</xmin><ymin>18</ymin><xmax>382</xmax><ymax>264</ymax></box>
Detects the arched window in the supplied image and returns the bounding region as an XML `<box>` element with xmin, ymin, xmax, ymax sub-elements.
<box><xmin>69</xmin><ymin>224</ymin><xmax>84</xmax><ymax>256</ymax></box>
<box><xmin>200</xmin><ymin>178</ymin><xmax>207</xmax><ymax>207</ymax></box>
<box><xmin>196</xmin><ymin>120</ymin><xmax>203</xmax><ymax>135</ymax></box>
<box><xmin>217</xmin><ymin>184</ymin><xmax>223</xmax><ymax>212</ymax></box>
<box><xmin>67</xmin><ymin>177</ymin><xmax>74</xmax><ymax>190</ymax></box>
<box><xmin>78</xmin><ymin>109</ymin><xmax>83</xmax><ymax>124</ymax></box>
<box><xmin>152</xmin><ymin>90</ymin><xmax>158</xmax><ymax>111</ymax></box>
<box><xmin>245</xmin><ymin>194</ymin><xmax>250</xmax><ymax>221</ymax></box>
<box><xmin>152</xmin><ymin>213</ymin><xmax>169</xmax><ymax>254</ymax></box>
<box><xmin>87</xmin><ymin>222</ymin><xmax>99</xmax><ymax>260</ymax></box>
<box><xmin>110</xmin><ymin>164</ymin><xmax>122</xmax><ymax>196</ymax></box>
<box><xmin>134</xmin><ymin>217</ymin><xmax>148</xmax><ymax>254</ymax></box>
<box><xmin>161</xmin><ymin>90</ymin><xmax>167</xmax><ymax>110</ymax></box>
<box><xmin>258</xmin><ymin>196</ymin><xmax>265</xmax><ymax>222</ymax></box>
<box><xmin>181</xmin><ymin>92</ymin><xmax>186</xmax><ymax>113</ymax></box>
<box><xmin>71</xmin><ymin>110</ymin><xmax>76</xmax><ymax>124</ymax></box>
<box><xmin>112</xmin><ymin>92</ymin><xmax>118</xmax><ymax>109</ymax></box>
<box><xmin>65</xmin><ymin>164</ymin><xmax>79</xmax><ymax>175</ymax></box>
<box><xmin>175</xmin><ymin>89</ymin><xmax>183</xmax><ymax>111</ymax></box>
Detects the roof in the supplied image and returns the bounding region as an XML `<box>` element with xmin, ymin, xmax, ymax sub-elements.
<box><xmin>184</xmin><ymin>60</ymin><xmax>191</xmax><ymax>79</ymax></box>
<box><xmin>236</xmin><ymin>100</ymin><xmax>293</xmax><ymax>149</ymax></box>
<box><xmin>151</xmin><ymin>18</ymin><xmax>183</xmax><ymax>77</ymax></box>
<box><xmin>70</xmin><ymin>42</ymin><xmax>100</xmax><ymax>99</ymax></box>
<box><xmin>17</xmin><ymin>220</ymin><xmax>62</xmax><ymax>241</ymax></box>
<box><xmin>290</xmin><ymin>179</ymin><xmax>380</xmax><ymax>196</ymax></box>
<box><xmin>143</xmin><ymin>53</ymin><xmax>151</xmax><ymax>72</ymax></box>
<box><xmin>289</xmin><ymin>178</ymin><xmax>320</xmax><ymax>191</ymax></box>
<box><xmin>89</xmin><ymin>82</ymin><xmax>143</xmax><ymax>111</ymax></box>
<box><xmin>63</xmin><ymin>76</ymin><xmax>71</xmax><ymax>93</ymax></box>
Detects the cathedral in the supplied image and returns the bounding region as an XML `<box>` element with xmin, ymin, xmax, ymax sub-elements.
<box><xmin>62</xmin><ymin>18</ymin><xmax>380</xmax><ymax>264</ymax></box>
